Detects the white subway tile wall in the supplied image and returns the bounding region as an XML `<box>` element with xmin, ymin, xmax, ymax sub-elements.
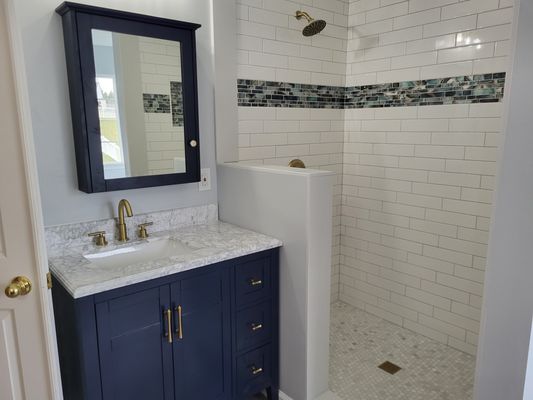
<box><xmin>340</xmin><ymin>103</ymin><xmax>502</xmax><ymax>355</ymax></box>
<box><xmin>237</xmin><ymin>0</ymin><xmax>349</xmax><ymax>86</ymax></box>
<box><xmin>236</xmin><ymin>0</ymin><xmax>514</xmax><ymax>354</ymax></box>
<box><xmin>347</xmin><ymin>0</ymin><xmax>513</xmax><ymax>85</ymax></box>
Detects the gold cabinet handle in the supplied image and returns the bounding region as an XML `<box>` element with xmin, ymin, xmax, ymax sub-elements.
<box><xmin>176</xmin><ymin>305</ymin><xmax>183</xmax><ymax>339</ymax></box>
<box><xmin>88</xmin><ymin>231</ymin><xmax>108</xmax><ymax>246</ymax></box>
<box><xmin>251</xmin><ymin>323</ymin><xmax>263</xmax><ymax>332</ymax></box>
<box><xmin>189</xmin><ymin>139</ymin><xmax>198</xmax><ymax>148</ymax></box>
<box><xmin>249</xmin><ymin>278</ymin><xmax>262</xmax><ymax>287</ymax></box>
<box><xmin>138</xmin><ymin>222</ymin><xmax>153</xmax><ymax>239</ymax></box>
<box><xmin>250</xmin><ymin>365</ymin><xmax>263</xmax><ymax>375</ymax></box>
<box><xmin>5</xmin><ymin>276</ymin><xmax>32</xmax><ymax>298</ymax></box>
<box><xmin>164</xmin><ymin>309</ymin><xmax>173</xmax><ymax>344</ymax></box>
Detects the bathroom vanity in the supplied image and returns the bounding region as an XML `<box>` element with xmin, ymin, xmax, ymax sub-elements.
<box><xmin>48</xmin><ymin>207</ymin><xmax>281</xmax><ymax>400</ymax></box>
<box><xmin>51</xmin><ymin>3</ymin><xmax>282</xmax><ymax>399</ymax></box>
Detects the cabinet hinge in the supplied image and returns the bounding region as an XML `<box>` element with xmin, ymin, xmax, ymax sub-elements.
<box><xmin>46</xmin><ymin>272</ymin><xmax>53</xmax><ymax>289</ymax></box>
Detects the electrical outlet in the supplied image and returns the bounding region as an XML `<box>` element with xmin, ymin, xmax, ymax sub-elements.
<box><xmin>199</xmin><ymin>168</ymin><xmax>211</xmax><ymax>191</ymax></box>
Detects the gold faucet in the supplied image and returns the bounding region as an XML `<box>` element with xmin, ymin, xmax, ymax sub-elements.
<box><xmin>117</xmin><ymin>199</ymin><xmax>133</xmax><ymax>242</ymax></box>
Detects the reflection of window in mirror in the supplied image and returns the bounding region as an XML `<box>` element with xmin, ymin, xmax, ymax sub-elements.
<box><xmin>92</xmin><ymin>29</ymin><xmax>185</xmax><ymax>180</ymax></box>
<box><xmin>92</xmin><ymin>30</ymin><xmax>129</xmax><ymax>179</ymax></box>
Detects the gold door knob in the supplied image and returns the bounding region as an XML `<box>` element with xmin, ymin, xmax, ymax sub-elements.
<box><xmin>5</xmin><ymin>276</ymin><xmax>32</xmax><ymax>298</ymax></box>
<box><xmin>189</xmin><ymin>139</ymin><xmax>198</xmax><ymax>148</ymax></box>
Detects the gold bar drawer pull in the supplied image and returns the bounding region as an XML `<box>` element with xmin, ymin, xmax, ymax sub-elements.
<box><xmin>249</xmin><ymin>278</ymin><xmax>262</xmax><ymax>286</ymax></box>
<box><xmin>164</xmin><ymin>309</ymin><xmax>173</xmax><ymax>344</ymax></box>
<box><xmin>250</xmin><ymin>365</ymin><xmax>263</xmax><ymax>375</ymax></box>
<box><xmin>250</xmin><ymin>323</ymin><xmax>263</xmax><ymax>332</ymax></box>
<box><xmin>175</xmin><ymin>305</ymin><xmax>183</xmax><ymax>339</ymax></box>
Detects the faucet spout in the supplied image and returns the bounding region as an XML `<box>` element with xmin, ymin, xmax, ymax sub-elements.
<box><xmin>117</xmin><ymin>199</ymin><xmax>134</xmax><ymax>242</ymax></box>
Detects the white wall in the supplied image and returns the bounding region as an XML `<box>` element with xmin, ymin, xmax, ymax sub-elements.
<box><xmin>213</xmin><ymin>0</ymin><xmax>239</xmax><ymax>163</ymax></box>
<box><xmin>474</xmin><ymin>1</ymin><xmax>533</xmax><ymax>399</ymax></box>
<box><xmin>218</xmin><ymin>163</ymin><xmax>334</xmax><ymax>400</ymax></box>
<box><xmin>523</xmin><ymin>318</ymin><xmax>533</xmax><ymax>400</ymax></box>
<box><xmin>13</xmin><ymin>0</ymin><xmax>217</xmax><ymax>226</ymax></box>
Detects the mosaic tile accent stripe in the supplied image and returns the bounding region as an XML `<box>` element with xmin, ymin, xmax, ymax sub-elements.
<box><xmin>238</xmin><ymin>80</ymin><xmax>345</xmax><ymax>109</ymax></box>
<box><xmin>143</xmin><ymin>93</ymin><xmax>171</xmax><ymax>113</ymax></box>
<box><xmin>237</xmin><ymin>73</ymin><xmax>506</xmax><ymax>109</ymax></box>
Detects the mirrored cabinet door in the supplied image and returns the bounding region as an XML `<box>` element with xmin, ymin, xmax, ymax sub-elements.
<box><xmin>56</xmin><ymin>3</ymin><xmax>201</xmax><ymax>193</ymax></box>
<box><xmin>91</xmin><ymin>31</ymin><xmax>186</xmax><ymax>179</ymax></box>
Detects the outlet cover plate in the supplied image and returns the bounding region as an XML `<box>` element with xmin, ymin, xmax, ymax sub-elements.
<box><xmin>199</xmin><ymin>168</ymin><xmax>211</xmax><ymax>191</ymax></box>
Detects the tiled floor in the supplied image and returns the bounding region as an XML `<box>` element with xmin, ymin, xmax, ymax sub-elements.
<box><xmin>329</xmin><ymin>302</ymin><xmax>475</xmax><ymax>400</ymax></box>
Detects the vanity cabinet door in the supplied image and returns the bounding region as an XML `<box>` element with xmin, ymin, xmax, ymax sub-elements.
<box><xmin>95</xmin><ymin>285</ymin><xmax>175</xmax><ymax>400</ymax></box>
<box><xmin>171</xmin><ymin>267</ymin><xmax>231</xmax><ymax>400</ymax></box>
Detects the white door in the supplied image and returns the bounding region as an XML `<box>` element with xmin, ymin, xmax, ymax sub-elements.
<box><xmin>0</xmin><ymin>1</ymin><xmax>54</xmax><ymax>398</ymax></box>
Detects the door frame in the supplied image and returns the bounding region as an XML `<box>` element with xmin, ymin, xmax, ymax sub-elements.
<box><xmin>2</xmin><ymin>0</ymin><xmax>63</xmax><ymax>397</ymax></box>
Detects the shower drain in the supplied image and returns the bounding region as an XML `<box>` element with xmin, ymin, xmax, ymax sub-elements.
<box><xmin>378</xmin><ymin>361</ymin><xmax>402</xmax><ymax>375</ymax></box>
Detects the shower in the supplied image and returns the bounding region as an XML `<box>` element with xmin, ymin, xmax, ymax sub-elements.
<box><xmin>294</xmin><ymin>10</ymin><xmax>326</xmax><ymax>36</ymax></box>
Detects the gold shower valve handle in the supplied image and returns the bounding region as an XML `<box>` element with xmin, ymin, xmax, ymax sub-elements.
<box><xmin>5</xmin><ymin>276</ymin><xmax>32</xmax><ymax>298</ymax></box>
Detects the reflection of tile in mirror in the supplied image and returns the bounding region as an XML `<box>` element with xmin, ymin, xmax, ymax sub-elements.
<box><xmin>143</xmin><ymin>82</ymin><xmax>183</xmax><ymax>127</ymax></box>
<box><xmin>136</xmin><ymin>36</ymin><xmax>185</xmax><ymax>175</ymax></box>
<box><xmin>170</xmin><ymin>81</ymin><xmax>184</xmax><ymax>127</ymax></box>
<box><xmin>143</xmin><ymin>93</ymin><xmax>170</xmax><ymax>113</ymax></box>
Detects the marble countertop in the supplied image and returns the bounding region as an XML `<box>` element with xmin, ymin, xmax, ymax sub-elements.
<box><xmin>48</xmin><ymin>222</ymin><xmax>282</xmax><ymax>298</ymax></box>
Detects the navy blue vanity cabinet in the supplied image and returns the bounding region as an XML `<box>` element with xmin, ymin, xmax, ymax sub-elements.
<box><xmin>52</xmin><ymin>248</ymin><xmax>279</xmax><ymax>400</ymax></box>
<box><xmin>95</xmin><ymin>285</ymin><xmax>175</xmax><ymax>400</ymax></box>
<box><xmin>232</xmin><ymin>253</ymin><xmax>280</xmax><ymax>400</ymax></box>
<box><xmin>170</xmin><ymin>269</ymin><xmax>232</xmax><ymax>400</ymax></box>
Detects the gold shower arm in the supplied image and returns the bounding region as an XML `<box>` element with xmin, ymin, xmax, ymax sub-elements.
<box><xmin>295</xmin><ymin>10</ymin><xmax>313</xmax><ymax>23</ymax></box>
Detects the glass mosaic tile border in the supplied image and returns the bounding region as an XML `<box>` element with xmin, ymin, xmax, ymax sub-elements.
<box><xmin>237</xmin><ymin>73</ymin><xmax>506</xmax><ymax>109</ymax></box>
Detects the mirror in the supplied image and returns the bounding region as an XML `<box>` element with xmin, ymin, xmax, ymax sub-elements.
<box><xmin>56</xmin><ymin>3</ymin><xmax>201</xmax><ymax>193</ymax></box>
<box><xmin>92</xmin><ymin>31</ymin><xmax>186</xmax><ymax>179</ymax></box>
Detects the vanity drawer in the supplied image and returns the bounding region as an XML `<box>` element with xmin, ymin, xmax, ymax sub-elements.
<box><xmin>236</xmin><ymin>344</ymin><xmax>272</xmax><ymax>397</ymax></box>
<box><xmin>235</xmin><ymin>256</ymin><xmax>272</xmax><ymax>306</ymax></box>
<box><xmin>236</xmin><ymin>301</ymin><xmax>272</xmax><ymax>353</ymax></box>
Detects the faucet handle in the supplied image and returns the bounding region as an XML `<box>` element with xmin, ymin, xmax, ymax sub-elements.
<box><xmin>138</xmin><ymin>222</ymin><xmax>153</xmax><ymax>239</ymax></box>
<box><xmin>88</xmin><ymin>231</ymin><xmax>108</xmax><ymax>247</ymax></box>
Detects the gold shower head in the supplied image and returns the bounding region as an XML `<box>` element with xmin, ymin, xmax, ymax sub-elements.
<box><xmin>295</xmin><ymin>10</ymin><xmax>327</xmax><ymax>37</ymax></box>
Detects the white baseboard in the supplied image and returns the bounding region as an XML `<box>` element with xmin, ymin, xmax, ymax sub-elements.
<box><xmin>314</xmin><ymin>390</ymin><xmax>342</xmax><ymax>400</ymax></box>
<box><xmin>279</xmin><ymin>391</ymin><xmax>293</xmax><ymax>400</ymax></box>
<box><xmin>279</xmin><ymin>390</ymin><xmax>341</xmax><ymax>400</ymax></box>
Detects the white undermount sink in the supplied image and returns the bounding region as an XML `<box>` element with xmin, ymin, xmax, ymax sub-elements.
<box><xmin>84</xmin><ymin>237</ymin><xmax>194</xmax><ymax>269</ymax></box>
